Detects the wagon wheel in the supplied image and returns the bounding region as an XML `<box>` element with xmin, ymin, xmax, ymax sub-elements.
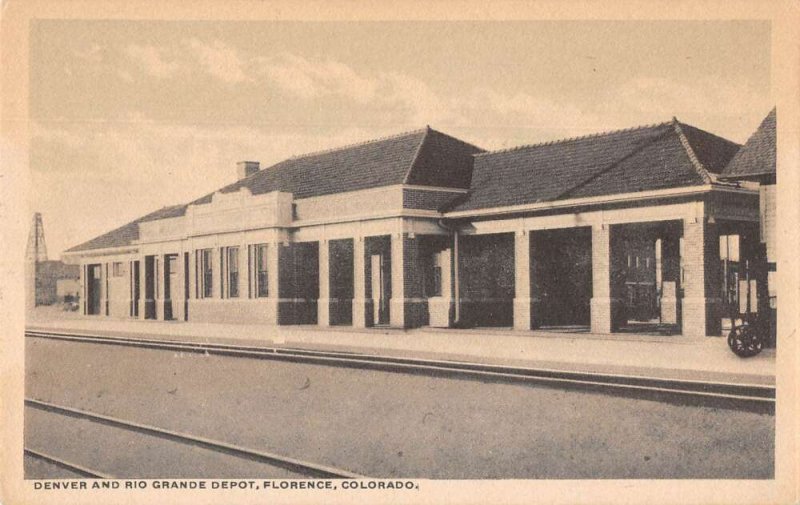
<box><xmin>728</xmin><ymin>324</ymin><xmax>764</xmax><ymax>358</ymax></box>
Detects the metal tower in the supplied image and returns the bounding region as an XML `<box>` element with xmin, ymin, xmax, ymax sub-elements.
<box><xmin>26</xmin><ymin>212</ymin><xmax>49</xmax><ymax>263</ymax></box>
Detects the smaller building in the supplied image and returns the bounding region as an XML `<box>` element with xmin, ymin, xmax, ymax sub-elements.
<box><xmin>719</xmin><ymin>108</ymin><xmax>777</xmax><ymax>344</ymax></box>
<box><xmin>34</xmin><ymin>260</ymin><xmax>80</xmax><ymax>305</ymax></box>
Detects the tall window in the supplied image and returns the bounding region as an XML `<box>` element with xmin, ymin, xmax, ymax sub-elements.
<box><xmin>255</xmin><ymin>244</ymin><xmax>269</xmax><ymax>297</ymax></box>
<box><xmin>425</xmin><ymin>251</ymin><xmax>443</xmax><ymax>297</ymax></box>
<box><xmin>198</xmin><ymin>249</ymin><xmax>213</xmax><ymax>298</ymax></box>
<box><xmin>227</xmin><ymin>247</ymin><xmax>240</xmax><ymax>298</ymax></box>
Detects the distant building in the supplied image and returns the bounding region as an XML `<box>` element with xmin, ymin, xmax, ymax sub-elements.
<box><xmin>719</xmin><ymin>108</ymin><xmax>777</xmax><ymax>343</ymax></box>
<box><xmin>63</xmin><ymin>118</ymin><xmax>766</xmax><ymax>339</ymax></box>
<box><xmin>26</xmin><ymin>212</ymin><xmax>80</xmax><ymax>306</ymax></box>
<box><xmin>35</xmin><ymin>260</ymin><xmax>80</xmax><ymax>305</ymax></box>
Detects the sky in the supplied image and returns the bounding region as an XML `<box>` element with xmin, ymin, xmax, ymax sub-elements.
<box><xmin>28</xmin><ymin>20</ymin><xmax>773</xmax><ymax>258</ymax></box>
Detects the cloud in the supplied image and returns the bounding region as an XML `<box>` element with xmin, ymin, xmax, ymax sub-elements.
<box><xmin>185</xmin><ymin>38</ymin><xmax>250</xmax><ymax>84</ymax></box>
<box><xmin>124</xmin><ymin>44</ymin><xmax>181</xmax><ymax>78</ymax></box>
<box><xmin>256</xmin><ymin>53</ymin><xmax>377</xmax><ymax>102</ymax></box>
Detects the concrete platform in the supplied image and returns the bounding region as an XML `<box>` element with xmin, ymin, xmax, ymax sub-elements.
<box><xmin>26</xmin><ymin>307</ymin><xmax>775</xmax><ymax>386</ymax></box>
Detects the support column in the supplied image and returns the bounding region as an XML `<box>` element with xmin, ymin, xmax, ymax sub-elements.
<box><xmin>101</xmin><ymin>263</ymin><xmax>109</xmax><ymax>316</ymax></box>
<box><xmin>513</xmin><ymin>230</ymin><xmax>532</xmax><ymax>330</ymax></box>
<box><xmin>390</xmin><ymin>233</ymin><xmax>405</xmax><ymax>328</ymax></box>
<box><xmin>591</xmin><ymin>224</ymin><xmax>614</xmax><ymax>334</ymax></box>
<box><xmin>155</xmin><ymin>256</ymin><xmax>164</xmax><ymax>320</ymax></box>
<box><xmin>268</xmin><ymin>242</ymin><xmax>281</xmax><ymax>324</ymax></box>
<box><xmin>138</xmin><ymin>257</ymin><xmax>147</xmax><ymax>319</ymax></box>
<box><xmin>682</xmin><ymin>218</ymin><xmax>722</xmax><ymax>337</ymax></box>
<box><xmin>318</xmin><ymin>240</ymin><xmax>330</xmax><ymax>326</ymax></box>
<box><xmin>352</xmin><ymin>237</ymin><xmax>366</xmax><ymax>328</ymax></box>
<box><xmin>660</xmin><ymin>234</ymin><xmax>680</xmax><ymax>324</ymax></box>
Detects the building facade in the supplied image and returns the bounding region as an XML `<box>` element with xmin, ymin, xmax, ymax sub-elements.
<box><xmin>63</xmin><ymin>117</ymin><xmax>770</xmax><ymax>339</ymax></box>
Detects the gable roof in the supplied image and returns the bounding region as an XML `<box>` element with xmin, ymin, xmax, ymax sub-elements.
<box><xmin>720</xmin><ymin>108</ymin><xmax>776</xmax><ymax>180</ymax></box>
<box><xmin>67</xmin><ymin>127</ymin><xmax>482</xmax><ymax>253</ymax></box>
<box><xmin>192</xmin><ymin>127</ymin><xmax>482</xmax><ymax>205</ymax></box>
<box><xmin>446</xmin><ymin>119</ymin><xmax>740</xmax><ymax>213</ymax></box>
<box><xmin>65</xmin><ymin>204</ymin><xmax>188</xmax><ymax>253</ymax></box>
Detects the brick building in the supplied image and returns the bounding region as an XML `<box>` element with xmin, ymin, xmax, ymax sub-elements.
<box><xmin>62</xmin><ymin>117</ymin><xmax>770</xmax><ymax>339</ymax></box>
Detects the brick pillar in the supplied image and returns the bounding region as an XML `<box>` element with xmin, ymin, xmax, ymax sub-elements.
<box><xmin>187</xmin><ymin>251</ymin><xmax>195</xmax><ymax>303</ymax></box>
<box><xmin>155</xmin><ymin>256</ymin><xmax>165</xmax><ymax>320</ymax></box>
<box><xmin>591</xmin><ymin>225</ymin><xmax>614</xmax><ymax>333</ymax></box>
<box><xmin>80</xmin><ymin>264</ymin><xmax>87</xmax><ymax>315</ymax></box>
<box><xmin>352</xmin><ymin>237</ymin><xmax>366</xmax><ymax>328</ymax></box>
<box><xmin>513</xmin><ymin>230</ymin><xmax>532</xmax><ymax>330</ymax></box>
<box><xmin>268</xmin><ymin>242</ymin><xmax>281</xmax><ymax>324</ymax></box>
<box><xmin>318</xmin><ymin>240</ymin><xmax>330</xmax><ymax>326</ymax></box>
<box><xmin>138</xmin><ymin>258</ymin><xmax>146</xmax><ymax>319</ymax></box>
<box><xmin>682</xmin><ymin>219</ymin><xmax>722</xmax><ymax>337</ymax></box>
<box><xmin>101</xmin><ymin>263</ymin><xmax>108</xmax><ymax>316</ymax></box>
<box><xmin>175</xmin><ymin>253</ymin><xmax>187</xmax><ymax>321</ymax></box>
<box><xmin>660</xmin><ymin>234</ymin><xmax>680</xmax><ymax>324</ymax></box>
<box><xmin>390</xmin><ymin>233</ymin><xmax>405</xmax><ymax>328</ymax></box>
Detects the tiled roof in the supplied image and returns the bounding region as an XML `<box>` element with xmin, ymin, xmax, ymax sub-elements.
<box><xmin>198</xmin><ymin>127</ymin><xmax>482</xmax><ymax>201</ymax></box>
<box><xmin>720</xmin><ymin>108</ymin><xmax>776</xmax><ymax>179</ymax></box>
<box><xmin>67</xmin><ymin>128</ymin><xmax>482</xmax><ymax>252</ymax></box>
<box><xmin>65</xmin><ymin>204</ymin><xmax>187</xmax><ymax>252</ymax></box>
<box><xmin>446</xmin><ymin>119</ymin><xmax>740</xmax><ymax>212</ymax></box>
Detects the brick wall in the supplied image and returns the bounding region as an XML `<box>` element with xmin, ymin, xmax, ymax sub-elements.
<box><xmin>403</xmin><ymin>189</ymin><xmax>462</xmax><ymax>211</ymax></box>
<box><xmin>682</xmin><ymin>219</ymin><xmax>722</xmax><ymax>337</ymax></box>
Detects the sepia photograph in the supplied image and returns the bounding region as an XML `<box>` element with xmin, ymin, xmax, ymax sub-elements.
<box><xmin>1</xmin><ymin>1</ymin><xmax>798</xmax><ymax>504</ymax></box>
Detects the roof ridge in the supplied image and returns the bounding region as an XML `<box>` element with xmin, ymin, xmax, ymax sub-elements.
<box><xmin>281</xmin><ymin>127</ymin><xmax>428</xmax><ymax>163</ymax></box>
<box><xmin>402</xmin><ymin>126</ymin><xmax>431</xmax><ymax>184</ymax></box>
<box><xmin>671</xmin><ymin>118</ymin><xmax>715</xmax><ymax>184</ymax></box>
<box><xmin>474</xmin><ymin>120</ymin><xmax>674</xmax><ymax>157</ymax></box>
<box><xmin>426</xmin><ymin>126</ymin><xmax>486</xmax><ymax>153</ymax></box>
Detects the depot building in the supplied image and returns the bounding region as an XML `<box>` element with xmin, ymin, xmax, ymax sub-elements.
<box><xmin>63</xmin><ymin>114</ymin><xmax>774</xmax><ymax>339</ymax></box>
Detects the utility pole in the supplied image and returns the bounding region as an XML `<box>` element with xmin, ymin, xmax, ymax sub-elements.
<box><xmin>25</xmin><ymin>212</ymin><xmax>49</xmax><ymax>309</ymax></box>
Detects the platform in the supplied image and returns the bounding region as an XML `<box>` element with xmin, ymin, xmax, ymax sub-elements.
<box><xmin>26</xmin><ymin>307</ymin><xmax>775</xmax><ymax>386</ymax></box>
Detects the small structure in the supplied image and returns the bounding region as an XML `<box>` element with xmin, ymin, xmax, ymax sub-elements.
<box><xmin>718</xmin><ymin>108</ymin><xmax>777</xmax><ymax>344</ymax></box>
<box><xmin>26</xmin><ymin>213</ymin><xmax>80</xmax><ymax>306</ymax></box>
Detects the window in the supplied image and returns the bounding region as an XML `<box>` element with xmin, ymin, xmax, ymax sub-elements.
<box><xmin>254</xmin><ymin>244</ymin><xmax>269</xmax><ymax>297</ymax></box>
<box><xmin>227</xmin><ymin>247</ymin><xmax>240</xmax><ymax>298</ymax></box>
<box><xmin>426</xmin><ymin>251</ymin><xmax>443</xmax><ymax>297</ymax></box>
<box><xmin>112</xmin><ymin>262</ymin><xmax>124</xmax><ymax>277</ymax></box>
<box><xmin>198</xmin><ymin>249</ymin><xmax>213</xmax><ymax>298</ymax></box>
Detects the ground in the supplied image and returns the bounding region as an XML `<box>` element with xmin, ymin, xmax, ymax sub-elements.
<box><xmin>25</xmin><ymin>336</ymin><xmax>774</xmax><ymax>479</ymax></box>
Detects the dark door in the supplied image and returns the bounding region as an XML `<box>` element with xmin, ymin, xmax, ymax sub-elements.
<box><xmin>131</xmin><ymin>261</ymin><xmax>140</xmax><ymax>317</ymax></box>
<box><xmin>164</xmin><ymin>254</ymin><xmax>178</xmax><ymax>320</ymax></box>
<box><xmin>86</xmin><ymin>264</ymin><xmax>102</xmax><ymax>315</ymax></box>
<box><xmin>371</xmin><ymin>253</ymin><xmax>390</xmax><ymax>325</ymax></box>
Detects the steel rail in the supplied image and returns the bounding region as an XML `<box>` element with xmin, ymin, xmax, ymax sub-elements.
<box><xmin>26</xmin><ymin>329</ymin><xmax>775</xmax><ymax>412</ymax></box>
<box><xmin>25</xmin><ymin>398</ymin><xmax>365</xmax><ymax>479</ymax></box>
<box><xmin>24</xmin><ymin>448</ymin><xmax>115</xmax><ymax>479</ymax></box>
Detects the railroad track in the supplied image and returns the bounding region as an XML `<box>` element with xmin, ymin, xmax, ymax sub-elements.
<box><xmin>24</xmin><ymin>398</ymin><xmax>365</xmax><ymax>479</ymax></box>
<box><xmin>25</xmin><ymin>328</ymin><xmax>775</xmax><ymax>413</ymax></box>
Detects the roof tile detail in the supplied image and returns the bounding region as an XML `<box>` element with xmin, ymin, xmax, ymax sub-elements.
<box><xmin>721</xmin><ymin>108</ymin><xmax>776</xmax><ymax>179</ymax></box>
<box><xmin>447</xmin><ymin>120</ymin><xmax>740</xmax><ymax>212</ymax></box>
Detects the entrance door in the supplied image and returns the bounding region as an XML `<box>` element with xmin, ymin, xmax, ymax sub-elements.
<box><xmin>163</xmin><ymin>254</ymin><xmax>178</xmax><ymax>320</ymax></box>
<box><xmin>131</xmin><ymin>261</ymin><xmax>140</xmax><ymax>317</ymax></box>
<box><xmin>86</xmin><ymin>264</ymin><xmax>102</xmax><ymax>315</ymax></box>
<box><xmin>371</xmin><ymin>254</ymin><xmax>389</xmax><ymax>325</ymax></box>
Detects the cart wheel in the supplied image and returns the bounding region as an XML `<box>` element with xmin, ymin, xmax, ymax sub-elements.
<box><xmin>728</xmin><ymin>324</ymin><xmax>764</xmax><ymax>358</ymax></box>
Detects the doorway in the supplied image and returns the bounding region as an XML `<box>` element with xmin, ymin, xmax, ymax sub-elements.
<box><xmin>86</xmin><ymin>264</ymin><xmax>102</xmax><ymax>315</ymax></box>
<box><xmin>371</xmin><ymin>253</ymin><xmax>390</xmax><ymax>325</ymax></box>
<box><xmin>163</xmin><ymin>254</ymin><xmax>178</xmax><ymax>321</ymax></box>
<box><xmin>131</xmin><ymin>260</ymin><xmax>140</xmax><ymax>317</ymax></box>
